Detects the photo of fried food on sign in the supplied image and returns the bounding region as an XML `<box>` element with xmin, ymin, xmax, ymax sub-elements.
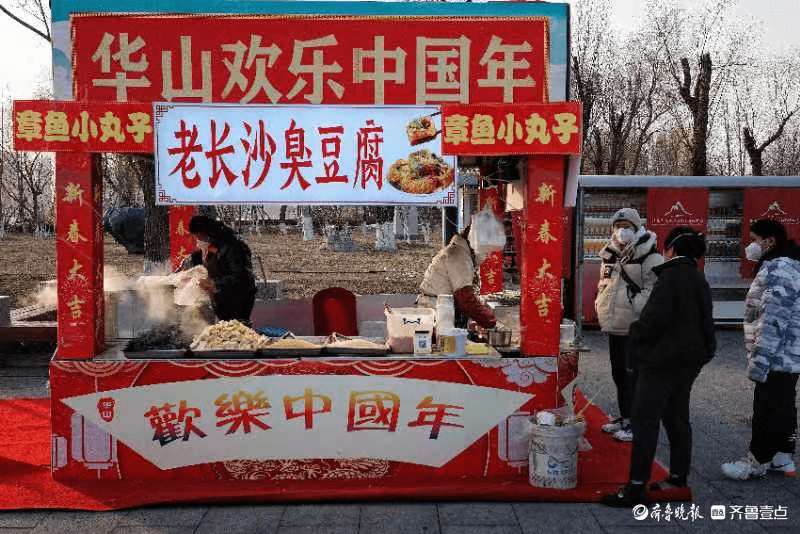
<box><xmin>388</xmin><ymin>149</ymin><xmax>454</xmax><ymax>195</ymax></box>
<box><xmin>389</xmin><ymin>111</ymin><xmax>453</xmax><ymax>196</ymax></box>
<box><xmin>406</xmin><ymin>114</ymin><xmax>438</xmax><ymax>146</ymax></box>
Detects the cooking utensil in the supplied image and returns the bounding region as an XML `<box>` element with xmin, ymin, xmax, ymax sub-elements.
<box><xmin>487</xmin><ymin>328</ymin><xmax>512</xmax><ymax>347</ymax></box>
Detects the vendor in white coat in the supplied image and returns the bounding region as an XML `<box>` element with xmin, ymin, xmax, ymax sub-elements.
<box><xmin>418</xmin><ymin>226</ymin><xmax>497</xmax><ymax>329</ymax></box>
<box><xmin>595</xmin><ymin>208</ymin><xmax>664</xmax><ymax>441</ymax></box>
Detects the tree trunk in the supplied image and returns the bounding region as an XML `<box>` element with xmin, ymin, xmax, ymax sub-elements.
<box><xmin>572</xmin><ymin>55</ymin><xmax>595</xmax><ymax>173</ymax></box>
<box><xmin>678</xmin><ymin>54</ymin><xmax>712</xmax><ymax>176</ymax></box>
<box><xmin>743</xmin><ymin>127</ymin><xmax>763</xmax><ymax>176</ymax></box>
<box><xmin>138</xmin><ymin>155</ymin><xmax>169</xmax><ymax>268</ymax></box>
<box><xmin>16</xmin><ymin>170</ymin><xmax>25</xmax><ymax>228</ymax></box>
<box><xmin>31</xmin><ymin>193</ymin><xmax>39</xmax><ymax>230</ymax></box>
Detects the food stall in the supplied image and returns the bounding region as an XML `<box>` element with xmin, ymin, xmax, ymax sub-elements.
<box><xmin>14</xmin><ymin>1</ymin><xmax>604</xmax><ymax>500</ymax></box>
<box><xmin>575</xmin><ymin>175</ymin><xmax>800</xmax><ymax>333</ymax></box>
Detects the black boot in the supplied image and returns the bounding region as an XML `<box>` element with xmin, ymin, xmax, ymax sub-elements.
<box><xmin>601</xmin><ymin>482</ymin><xmax>648</xmax><ymax>508</ymax></box>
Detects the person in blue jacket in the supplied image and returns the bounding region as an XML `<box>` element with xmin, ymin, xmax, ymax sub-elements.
<box><xmin>722</xmin><ymin>219</ymin><xmax>800</xmax><ymax>480</ymax></box>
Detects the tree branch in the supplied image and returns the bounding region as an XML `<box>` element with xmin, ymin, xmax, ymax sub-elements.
<box><xmin>0</xmin><ymin>4</ymin><xmax>51</xmax><ymax>42</ymax></box>
<box><xmin>758</xmin><ymin>109</ymin><xmax>798</xmax><ymax>151</ymax></box>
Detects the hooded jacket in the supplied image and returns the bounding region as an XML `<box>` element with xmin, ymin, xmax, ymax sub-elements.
<box><xmin>419</xmin><ymin>234</ymin><xmax>496</xmax><ymax>328</ymax></box>
<box><xmin>595</xmin><ymin>229</ymin><xmax>664</xmax><ymax>334</ymax></box>
<box><xmin>628</xmin><ymin>256</ymin><xmax>716</xmax><ymax>370</ymax></box>
<box><xmin>420</xmin><ymin>234</ymin><xmax>475</xmax><ymax>297</ymax></box>
<box><xmin>744</xmin><ymin>245</ymin><xmax>800</xmax><ymax>383</ymax></box>
<box><xmin>190</xmin><ymin>233</ymin><xmax>256</xmax><ymax>322</ymax></box>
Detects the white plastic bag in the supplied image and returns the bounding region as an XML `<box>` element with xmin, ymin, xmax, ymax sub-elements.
<box><xmin>470</xmin><ymin>206</ymin><xmax>506</xmax><ymax>259</ymax></box>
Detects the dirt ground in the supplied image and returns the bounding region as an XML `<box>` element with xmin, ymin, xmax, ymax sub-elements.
<box><xmin>0</xmin><ymin>228</ymin><xmax>441</xmax><ymax>309</ymax></box>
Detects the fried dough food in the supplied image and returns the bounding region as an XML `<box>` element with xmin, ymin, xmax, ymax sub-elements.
<box><xmin>388</xmin><ymin>149</ymin><xmax>454</xmax><ymax>195</ymax></box>
<box><xmin>406</xmin><ymin>115</ymin><xmax>438</xmax><ymax>145</ymax></box>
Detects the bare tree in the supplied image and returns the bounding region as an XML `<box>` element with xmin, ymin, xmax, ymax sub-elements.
<box><xmin>2</xmin><ymin>149</ymin><xmax>52</xmax><ymax>229</ymax></box>
<box><xmin>127</xmin><ymin>155</ymin><xmax>169</xmax><ymax>268</ymax></box>
<box><xmin>675</xmin><ymin>53</ymin><xmax>713</xmax><ymax>176</ymax></box>
<box><xmin>735</xmin><ymin>56</ymin><xmax>800</xmax><ymax>175</ymax></box>
<box><xmin>99</xmin><ymin>154</ymin><xmax>144</xmax><ymax>208</ymax></box>
<box><xmin>570</xmin><ymin>0</ymin><xmax>614</xmax><ymax>172</ymax></box>
<box><xmin>0</xmin><ymin>0</ymin><xmax>50</xmax><ymax>42</ymax></box>
<box><xmin>648</xmin><ymin>0</ymin><xmax>756</xmax><ymax>176</ymax></box>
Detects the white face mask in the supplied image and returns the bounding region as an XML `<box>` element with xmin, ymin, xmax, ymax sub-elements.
<box><xmin>614</xmin><ymin>227</ymin><xmax>635</xmax><ymax>243</ymax></box>
<box><xmin>745</xmin><ymin>241</ymin><xmax>763</xmax><ymax>262</ymax></box>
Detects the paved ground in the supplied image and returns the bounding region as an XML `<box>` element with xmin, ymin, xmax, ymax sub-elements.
<box><xmin>1</xmin><ymin>329</ymin><xmax>799</xmax><ymax>533</ymax></box>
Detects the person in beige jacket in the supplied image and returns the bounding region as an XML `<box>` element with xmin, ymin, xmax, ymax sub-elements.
<box><xmin>418</xmin><ymin>226</ymin><xmax>497</xmax><ymax>329</ymax></box>
<box><xmin>595</xmin><ymin>208</ymin><xmax>664</xmax><ymax>441</ymax></box>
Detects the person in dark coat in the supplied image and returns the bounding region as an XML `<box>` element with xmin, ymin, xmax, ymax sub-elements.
<box><xmin>183</xmin><ymin>215</ymin><xmax>257</xmax><ymax>325</ymax></box>
<box><xmin>602</xmin><ymin>227</ymin><xmax>716</xmax><ymax>507</ymax></box>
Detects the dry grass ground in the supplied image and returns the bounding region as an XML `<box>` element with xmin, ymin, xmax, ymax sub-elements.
<box><xmin>0</xmin><ymin>229</ymin><xmax>440</xmax><ymax>308</ymax></box>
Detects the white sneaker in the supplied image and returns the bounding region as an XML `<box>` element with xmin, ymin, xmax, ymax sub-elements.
<box><xmin>602</xmin><ymin>418</ymin><xmax>626</xmax><ymax>433</ymax></box>
<box><xmin>721</xmin><ymin>453</ymin><xmax>769</xmax><ymax>480</ymax></box>
<box><xmin>612</xmin><ymin>425</ymin><xmax>633</xmax><ymax>442</ymax></box>
<box><xmin>769</xmin><ymin>452</ymin><xmax>797</xmax><ymax>477</ymax></box>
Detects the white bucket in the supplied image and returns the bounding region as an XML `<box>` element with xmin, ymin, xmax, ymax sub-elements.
<box><xmin>528</xmin><ymin>421</ymin><xmax>586</xmax><ymax>489</ymax></box>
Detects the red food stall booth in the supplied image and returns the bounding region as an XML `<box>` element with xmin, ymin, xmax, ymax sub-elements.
<box><xmin>8</xmin><ymin>1</ymin><xmax>656</xmax><ymax>503</ymax></box>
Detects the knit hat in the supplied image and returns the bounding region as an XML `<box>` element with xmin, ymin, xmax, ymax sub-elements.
<box><xmin>611</xmin><ymin>208</ymin><xmax>641</xmax><ymax>231</ymax></box>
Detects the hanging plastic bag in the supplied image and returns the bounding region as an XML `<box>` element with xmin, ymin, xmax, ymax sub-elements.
<box><xmin>470</xmin><ymin>206</ymin><xmax>506</xmax><ymax>259</ymax></box>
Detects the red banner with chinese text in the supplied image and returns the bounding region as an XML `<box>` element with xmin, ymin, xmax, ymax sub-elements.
<box><xmin>646</xmin><ymin>188</ymin><xmax>709</xmax><ymax>250</ymax></box>
<box><xmin>169</xmin><ymin>206</ymin><xmax>198</xmax><ymax>271</ymax></box>
<box><xmin>440</xmin><ymin>102</ymin><xmax>582</xmax><ymax>156</ymax></box>
<box><xmin>55</xmin><ymin>153</ymin><xmax>104</xmax><ymax>359</ymax></box>
<box><xmin>13</xmin><ymin>100</ymin><xmax>152</xmax><ymax>153</ymax></box>
<box><xmin>520</xmin><ymin>157</ymin><xmax>564</xmax><ymax>356</ymax></box>
<box><xmin>741</xmin><ymin>188</ymin><xmax>800</xmax><ymax>277</ymax></box>
<box><xmin>72</xmin><ymin>15</ymin><xmax>549</xmax><ymax>106</ymax></box>
<box><xmin>478</xmin><ymin>186</ymin><xmax>506</xmax><ymax>294</ymax></box>
<box><xmin>49</xmin><ymin>357</ymin><xmax>558</xmax><ymax>481</ymax></box>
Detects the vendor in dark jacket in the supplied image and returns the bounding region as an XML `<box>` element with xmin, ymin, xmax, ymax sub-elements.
<box><xmin>602</xmin><ymin>227</ymin><xmax>716</xmax><ymax>507</ymax></box>
<box><xmin>183</xmin><ymin>215</ymin><xmax>257</xmax><ymax>325</ymax></box>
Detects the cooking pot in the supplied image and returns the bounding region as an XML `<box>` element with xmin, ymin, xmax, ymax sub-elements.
<box><xmin>487</xmin><ymin>328</ymin><xmax>512</xmax><ymax>347</ymax></box>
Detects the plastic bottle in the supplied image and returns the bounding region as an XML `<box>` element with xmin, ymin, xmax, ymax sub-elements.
<box><xmin>435</xmin><ymin>294</ymin><xmax>455</xmax><ymax>336</ymax></box>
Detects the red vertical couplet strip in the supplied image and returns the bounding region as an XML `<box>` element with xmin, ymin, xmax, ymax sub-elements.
<box><xmin>170</xmin><ymin>206</ymin><xmax>198</xmax><ymax>271</ymax></box>
<box><xmin>520</xmin><ymin>156</ymin><xmax>564</xmax><ymax>357</ymax></box>
<box><xmin>478</xmin><ymin>185</ymin><xmax>505</xmax><ymax>295</ymax></box>
<box><xmin>55</xmin><ymin>153</ymin><xmax>104</xmax><ymax>359</ymax></box>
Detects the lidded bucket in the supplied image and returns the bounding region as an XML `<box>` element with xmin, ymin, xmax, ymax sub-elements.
<box><xmin>528</xmin><ymin>420</ymin><xmax>585</xmax><ymax>489</ymax></box>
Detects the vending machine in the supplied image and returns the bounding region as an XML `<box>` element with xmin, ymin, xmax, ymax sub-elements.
<box><xmin>575</xmin><ymin>176</ymin><xmax>800</xmax><ymax>333</ymax></box>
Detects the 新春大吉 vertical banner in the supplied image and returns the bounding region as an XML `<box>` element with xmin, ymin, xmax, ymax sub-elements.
<box><xmin>56</xmin><ymin>153</ymin><xmax>105</xmax><ymax>358</ymax></box>
<box><xmin>520</xmin><ymin>157</ymin><xmax>564</xmax><ymax>356</ymax></box>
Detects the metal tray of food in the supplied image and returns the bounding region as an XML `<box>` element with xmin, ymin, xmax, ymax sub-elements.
<box><xmin>258</xmin><ymin>346</ymin><xmax>323</xmax><ymax>357</ymax></box>
<box><xmin>322</xmin><ymin>338</ymin><xmax>389</xmax><ymax>356</ymax></box>
<box><xmin>187</xmin><ymin>350</ymin><xmax>264</xmax><ymax>359</ymax></box>
<box><xmin>124</xmin><ymin>349</ymin><xmax>189</xmax><ymax>359</ymax></box>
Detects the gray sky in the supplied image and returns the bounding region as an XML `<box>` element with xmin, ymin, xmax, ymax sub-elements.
<box><xmin>568</xmin><ymin>0</ymin><xmax>800</xmax><ymax>52</ymax></box>
<box><xmin>1</xmin><ymin>0</ymin><xmax>799</xmax><ymax>102</ymax></box>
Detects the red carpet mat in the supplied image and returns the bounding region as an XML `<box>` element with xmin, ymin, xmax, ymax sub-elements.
<box><xmin>0</xmin><ymin>394</ymin><xmax>689</xmax><ymax>510</ymax></box>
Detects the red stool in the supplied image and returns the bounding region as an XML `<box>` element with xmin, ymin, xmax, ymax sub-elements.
<box><xmin>312</xmin><ymin>287</ymin><xmax>358</xmax><ymax>336</ymax></box>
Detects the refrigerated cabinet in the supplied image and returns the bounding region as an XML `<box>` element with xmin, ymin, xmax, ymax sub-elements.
<box><xmin>575</xmin><ymin>176</ymin><xmax>800</xmax><ymax>331</ymax></box>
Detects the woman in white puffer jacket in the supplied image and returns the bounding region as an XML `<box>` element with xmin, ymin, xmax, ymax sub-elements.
<box><xmin>594</xmin><ymin>208</ymin><xmax>664</xmax><ymax>441</ymax></box>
